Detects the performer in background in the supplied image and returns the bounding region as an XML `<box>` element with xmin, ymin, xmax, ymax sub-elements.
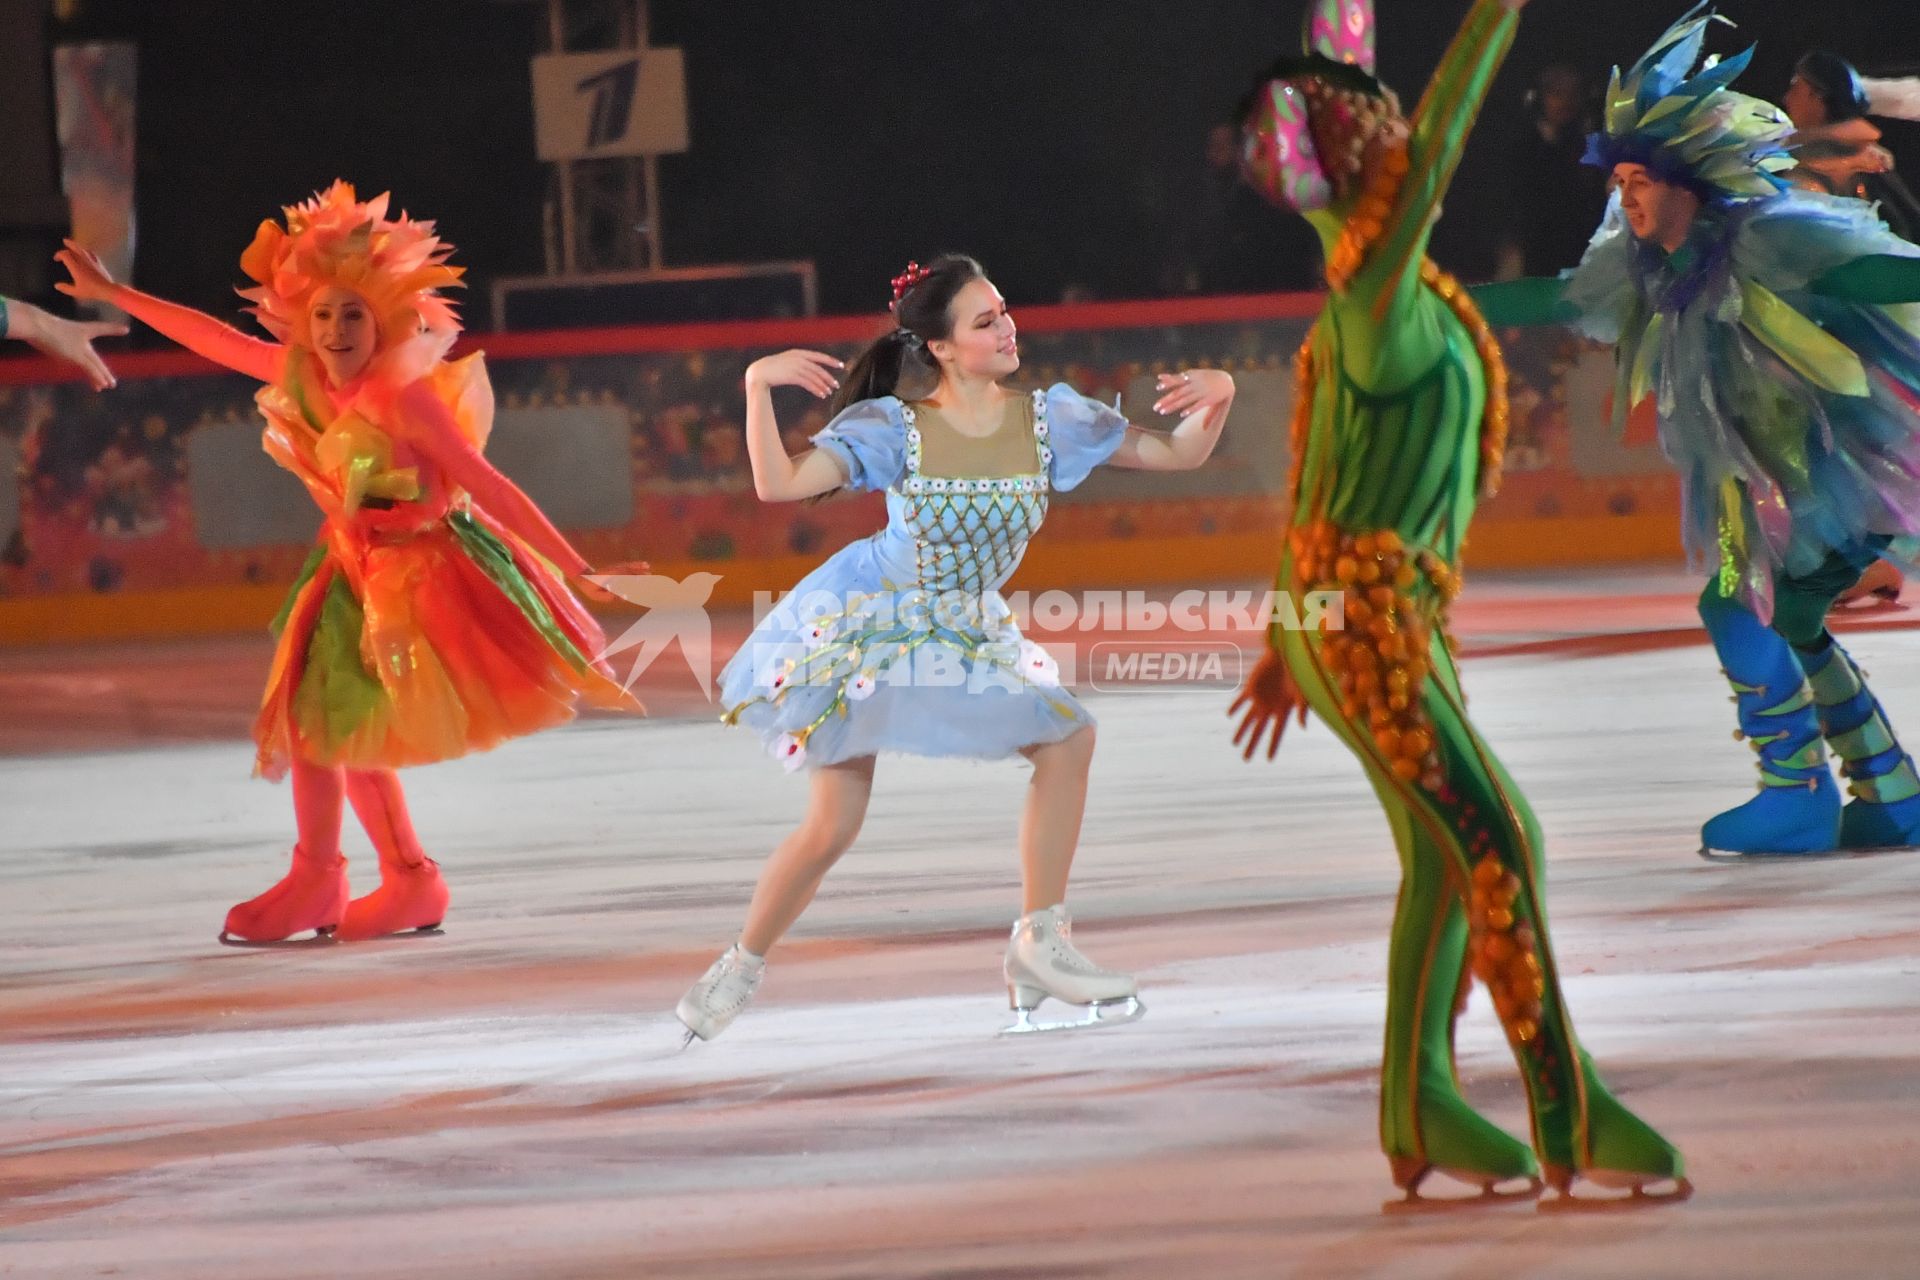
<box><xmin>1783</xmin><ymin>50</ymin><xmax>1920</xmax><ymax>242</ymax></box>
<box><xmin>1785</xmin><ymin>51</ymin><xmax>1920</xmax><ymax>610</ymax></box>
<box><xmin>1474</xmin><ymin>10</ymin><xmax>1920</xmax><ymax>860</ymax></box>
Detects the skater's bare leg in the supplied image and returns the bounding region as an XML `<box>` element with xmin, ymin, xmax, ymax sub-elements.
<box><xmin>1001</xmin><ymin>726</ymin><xmax>1137</xmax><ymax>1030</ymax></box>
<box><xmin>1017</xmin><ymin>726</ymin><xmax>1095</xmax><ymax>912</ymax></box>
<box><xmin>737</xmin><ymin>756</ymin><xmax>876</xmax><ymax>956</ymax></box>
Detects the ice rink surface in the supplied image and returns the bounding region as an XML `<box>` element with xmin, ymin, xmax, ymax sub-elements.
<box><xmin>2</xmin><ymin>572</ymin><xmax>1916</xmax><ymax>1278</ymax></box>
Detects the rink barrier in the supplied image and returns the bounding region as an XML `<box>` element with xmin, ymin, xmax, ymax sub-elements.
<box><xmin>0</xmin><ymin>290</ymin><xmax>1681</xmax><ymax>646</ymax></box>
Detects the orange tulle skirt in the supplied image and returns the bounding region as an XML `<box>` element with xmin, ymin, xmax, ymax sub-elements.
<box><xmin>253</xmin><ymin>506</ymin><xmax>632</xmax><ymax>779</ymax></box>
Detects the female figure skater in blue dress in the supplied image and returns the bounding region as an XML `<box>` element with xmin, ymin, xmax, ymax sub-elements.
<box><xmin>678</xmin><ymin>254</ymin><xmax>1235</xmax><ymax>1041</ymax></box>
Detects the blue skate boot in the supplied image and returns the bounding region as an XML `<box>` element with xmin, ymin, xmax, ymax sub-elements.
<box><xmin>1698</xmin><ymin>595</ymin><xmax>1840</xmax><ymax>858</ymax></box>
<box><xmin>1803</xmin><ymin>639</ymin><xmax>1920</xmax><ymax>852</ymax></box>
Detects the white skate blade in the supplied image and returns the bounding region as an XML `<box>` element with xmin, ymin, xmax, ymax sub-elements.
<box><xmin>674</xmin><ymin>1009</ymin><xmax>716</xmax><ymax>1045</ymax></box>
<box><xmin>216</xmin><ymin>926</ymin><xmax>339</xmax><ymax>949</ymax></box>
<box><xmin>674</xmin><ymin>996</ymin><xmax>730</xmax><ymax>1046</ymax></box>
<box><xmin>345</xmin><ymin>925</ymin><xmax>446</xmax><ymax>942</ymax></box>
<box><xmin>998</xmin><ymin>995</ymin><xmax>1145</xmax><ymax>1036</ymax></box>
<box><xmin>1698</xmin><ymin>843</ymin><xmax>1918</xmax><ymax>862</ymax></box>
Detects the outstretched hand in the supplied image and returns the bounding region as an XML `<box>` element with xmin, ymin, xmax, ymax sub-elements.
<box><xmin>1228</xmin><ymin>648</ymin><xmax>1309</xmax><ymax>762</ymax></box>
<box><xmin>1152</xmin><ymin>368</ymin><xmax>1234</xmax><ymax>417</ymax></box>
<box><xmin>54</xmin><ymin>239</ymin><xmax>120</xmax><ymax>304</ymax></box>
<box><xmin>10</xmin><ymin>300</ymin><xmax>126</xmax><ymax>391</ymax></box>
<box><xmin>746</xmin><ymin>349</ymin><xmax>844</xmax><ymax>399</ymax></box>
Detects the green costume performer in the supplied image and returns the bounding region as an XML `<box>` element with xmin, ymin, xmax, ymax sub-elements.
<box><xmin>1472</xmin><ymin>9</ymin><xmax>1920</xmax><ymax>859</ymax></box>
<box><xmin>1231</xmin><ymin>0</ymin><xmax>1688</xmax><ymax>1201</ymax></box>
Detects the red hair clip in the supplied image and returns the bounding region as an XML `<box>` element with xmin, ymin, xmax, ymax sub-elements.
<box><xmin>890</xmin><ymin>260</ymin><xmax>933</xmax><ymax>306</ymax></box>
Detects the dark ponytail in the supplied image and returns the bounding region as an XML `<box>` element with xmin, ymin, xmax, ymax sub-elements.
<box><xmin>827</xmin><ymin>253</ymin><xmax>985</xmax><ymax>416</ymax></box>
<box><xmin>1795</xmin><ymin>51</ymin><xmax>1870</xmax><ymax>124</ymax></box>
<box><xmin>829</xmin><ymin>327</ymin><xmax>919</xmax><ymax>415</ymax></box>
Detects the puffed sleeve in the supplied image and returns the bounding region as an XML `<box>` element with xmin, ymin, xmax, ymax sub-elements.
<box><xmin>1043</xmin><ymin>383</ymin><xmax>1129</xmax><ymax>491</ymax></box>
<box><xmin>809</xmin><ymin>397</ymin><xmax>908</xmax><ymax>493</ymax></box>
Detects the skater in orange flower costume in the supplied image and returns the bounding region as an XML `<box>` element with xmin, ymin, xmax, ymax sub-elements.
<box><xmin>57</xmin><ymin>182</ymin><xmax>641</xmax><ymax>944</ymax></box>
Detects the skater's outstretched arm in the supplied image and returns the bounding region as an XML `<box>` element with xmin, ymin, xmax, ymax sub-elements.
<box><xmin>1469</xmin><ymin>277</ymin><xmax>1581</xmax><ymax>328</ymax></box>
<box><xmin>0</xmin><ymin>295</ymin><xmax>126</xmax><ymax>390</ymax></box>
<box><xmin>1466</xmin><ymin>252</ymin><xmax>1920</xmax><ymax>328</ymax></box>
<box><xmin>1810</xmin><ymin>253</ymin><xmax>1920</xmax><ymax>304</ymax></box>
<box><xmin>742</xmin><ymin>348</ymin><xmax>857</xmax><ymax>501</ymax></box>
<box><xmin>1109</xmin><ymin>370</ymin><xmax>1236</xmax><ymax>470</ymax></box>
<box><xmin>55</xmin><ymin>240</ymin><xmax>281</xmax><ymax>384</ymax></box>
<box><xmin>1353</xmin><ymin>0</ymin><xmax>1524</xmax><ymax>316</ymax></box>
<box><xmin>1333</xmin><ymin>0</ymin><xmax>1525</xmax><ymax>387</ymax></box>
<box><xmin>395</xmin><ymin>378</ymin><xmax>590</xmax><ymax>578</ymax></box>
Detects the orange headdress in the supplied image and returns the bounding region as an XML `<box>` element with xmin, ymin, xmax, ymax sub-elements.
<box><xmin>238</xmin><ymin>181</ymin><xmax>464</xmax><ymax>351</ymax></box>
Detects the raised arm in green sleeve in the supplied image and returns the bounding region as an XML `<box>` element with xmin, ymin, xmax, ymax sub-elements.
<box><xmin>1469</xmin><ymin>276</ymin><xmax>1581</xmax><ymax>327</ymax></box>
<box><xmin>1810</xmin><ymin>253</ymin><xmax>1920</xmax><ymax>305</ymax></box>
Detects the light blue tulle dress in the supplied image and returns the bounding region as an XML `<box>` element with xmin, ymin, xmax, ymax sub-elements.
<box><xmin>719</xmin><ymin>384</ymin><xmax>1127</xmax><ymax>770</ymax></box>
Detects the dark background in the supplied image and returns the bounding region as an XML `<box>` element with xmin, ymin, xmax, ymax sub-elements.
<box><xmin>24</xmin><ymin>0</ymin><xmax>1920</xmax><ymax>328</ymax></box>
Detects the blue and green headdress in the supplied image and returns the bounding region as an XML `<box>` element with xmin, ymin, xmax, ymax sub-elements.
<box><xmin>1582</xmin><ymin>6</ymin><xmax>1795</xmax><ymax>202</ymax></box>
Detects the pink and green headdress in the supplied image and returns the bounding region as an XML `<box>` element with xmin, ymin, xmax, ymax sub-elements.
<box><xmin>1583</xmin><ymin>6</ymin><xmax>1795</xmax><ymax>202</ymax></box>
<box><xmin>1305</xmin><ymin>0</ymin><xmax>1374</xmax><ymax>75</ymax></box>
<box><xmin>1241</xmin><ymin>0</ymin><xmax>1380</xmax><ymax>213</ymax></box>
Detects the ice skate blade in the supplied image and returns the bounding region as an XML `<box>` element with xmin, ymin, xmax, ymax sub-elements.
<box><xmin>349</xmin><ymin>924</ymin><xmax>446</xmax><ymax>942</ymax></box>
<box><xmin>999</xmin><ymin>995</ymin><xmax>1145</xmax><ymax>1036</ymax></box>
<box><xmin>1830</xmin><ymin>592</ymin><xmax>1903</xmax><ymax>613</ymax></box>
<box><xmin>1699</xmin><ymin>844</ymin><xmax>1911</xmax><ymax>862</ymax></box>
<box><xmin>672</xmin><ymin>997</ymin><xmax>729</xmax><ymax>1047</ymax></box>
<box><xmin>1538</xmin><ymin>1168</ymin><xmax>1693</xmax><ymax>1210</ymax></box>
<box><xmin>1383</xmin><ymin>1159</ymin><xmax>1542</xmax><ymax>1210</ymax></box>
<box><xmin>217</xmin><ymin>925</ymin><xmax>339</xmax><ymax>949</ymax></box>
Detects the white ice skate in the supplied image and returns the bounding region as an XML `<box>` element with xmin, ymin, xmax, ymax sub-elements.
<box><xmin>1000</xmin><ymin>904</ymin><xmax>1144</xmax><ymax>1035</ymax></box>
<box><xmin>676</xmin><ymin>943</ymin><xmax>766</xmax><ymax>1045</ymax></box>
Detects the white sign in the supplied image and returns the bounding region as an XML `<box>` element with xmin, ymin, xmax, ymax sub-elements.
<box><xmin>531</xmin><ymin>47</ymin><xmax>688</xmax><ymax>161</ymax></box>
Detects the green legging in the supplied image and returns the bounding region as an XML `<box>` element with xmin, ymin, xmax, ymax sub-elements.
<box><xmin>1255</xmin><ymin>0</ymin><xmax>1683</xmax><ymax>1192</ymax></box>
<box><xmin>1735</xmin><ymin>539</ymin><xmax>1887</xmax><ymax>649</ymax></box>
<box><xmin>1277</xmin><ymin>551</ymin><xmax>1677</xmax><ymax>1186</ymax></box>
